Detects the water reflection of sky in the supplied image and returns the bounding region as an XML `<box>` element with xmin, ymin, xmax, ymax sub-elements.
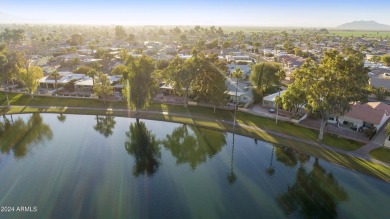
<box><xmin>0</xmin><ymin>114</ymin><xmax>389</xmax><ymax>219</ymax></box>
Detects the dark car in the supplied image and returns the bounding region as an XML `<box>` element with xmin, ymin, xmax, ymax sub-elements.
<box><xmin>268</xmin><ymin>108</ymin><xmax>276</xmax><ymax>113</ymax></box>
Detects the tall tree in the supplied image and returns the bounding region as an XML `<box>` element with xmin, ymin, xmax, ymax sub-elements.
<box><xmin>280</xmin><ymin>82</ymin><xmax>306</xmax><ymax>118</ymax></box>
<box><xmin>250</xmin><ymin>62</ymin><xmax>283</xmax><ymax>95</ymax></box>
<box><xmin>125</xmin><ymin>55</ymin><xmax>156</xmax><ymax>115</ymax></box>
<box><xmin>291</xmin><ymin>49</ymin><xmax>369</xmax><ymax>140</ymax></box>
<box><xmin>231</xmin><ymin>68</ymin><xmax>243</xmax><ymax>104</ymax></box>
<box><xmin>93</xmin><ymin>72</ymin><xmax>113</xmax><ymax>103</ymax></box>
<box><xmin>18</xmin><ymin>66</ymin><xmax>44</xmax><ymax>98</ymax></box>
<box><xmin>190</xmin><ymin>53</ymin><xmax>227</xmax><ymax>113</ymax></box>
<box><xmin>165</xmin><ymin>55</ymin><xmax>196</xmax><ymax>107</ymax></box>
<box><xmin>3</xmin><ymin>50</ymin><xmax>26</xmax><ymax>86</ymax></box>
<box><xmin>232</xmin><ymin>68</ymin><xmax>243</xmax><ymax>127</ymax></box>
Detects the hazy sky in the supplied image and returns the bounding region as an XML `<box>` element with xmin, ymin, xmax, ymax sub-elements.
<box><xmin>1</xmin><ymin>0</ymin><xmax>390</xmax><ymax>27</ymax></box>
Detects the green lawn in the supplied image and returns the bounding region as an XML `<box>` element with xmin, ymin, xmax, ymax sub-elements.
<box><xmin>370</xmin><ymin>147</ymin><xmax>390</xmax><ymax>164</ymax></box>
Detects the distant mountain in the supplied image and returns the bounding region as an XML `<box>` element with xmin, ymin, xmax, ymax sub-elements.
<box><xmin>337</xmin><ymin>20</ymin><xmax>390</xmax><ymax>30</ymax></box>
<box><xmin>0</xmin><ymin>11</ymin><xmax>29</xmax><ymax>23</ymax></box>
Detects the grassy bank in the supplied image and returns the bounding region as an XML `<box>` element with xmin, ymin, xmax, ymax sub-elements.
<box><xmin>370</xmin><ymin>148</ymin><xmax>390</xmax><ymax>164</ymax></box>
<box><xmin>1</xmin><ymin>92</ymin><xmax>389</xmax><ymax>181</ymax></box>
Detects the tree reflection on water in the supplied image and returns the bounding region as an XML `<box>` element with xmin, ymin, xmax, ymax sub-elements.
<box><xmin>227</xmin><ymin>133</ymin><xmax>236</xmax><ymax>184</ymax></box>
<box><xmin>0</xmin><ymin>113</ymin><xmax>52</xmax><ymax>158</ymax></box>
<box><xmin>275</xmin><ymin>146</ymin><xmax>310</xmax><ymax>168</ymax></box>
<box><xmin>124</xmin><ymin>120</ymin><xmax>161</xmax><ymax>176</ymax></box>
<box><xmin>277</xmin><ymin>158</ymin><xmax>348</xmax><ymax>219</ymax></box>
<box><xmin>94</xmin><ymin>115</ymin><xmax>116</xmax><ymax>138</ymax></box>
<box><xmin>163</xmin><ymin>124</ymin><xmax>226</xmax><ymax>169</ymax></box>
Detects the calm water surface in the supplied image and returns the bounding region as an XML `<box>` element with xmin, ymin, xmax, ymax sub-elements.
<box><xmin>0</xmin><ymin>113</ymin><xmax>389</xmax><ymax>219</ymax></box>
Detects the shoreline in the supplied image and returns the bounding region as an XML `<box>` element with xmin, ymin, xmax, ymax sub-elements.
<box><xmin>2</xmin><ymin>104</ymin><xmax>390</xmax><ymax>182</ymax></box>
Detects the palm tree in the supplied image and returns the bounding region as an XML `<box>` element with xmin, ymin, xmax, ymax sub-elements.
<box><xmin>231</xmin><ymin>68</ymin><xmax>243</xmax><ymax>127</ymax></box>
<box><xmin>50</xmin><ymin>70</ymin><xmax>61</xmax><ymax>92</ymax></box>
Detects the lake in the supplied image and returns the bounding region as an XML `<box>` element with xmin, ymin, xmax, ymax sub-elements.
<box><xmin>0</xmin><ymin>113</ymin><xmax>389</xmax><ymax>219</ymax></box>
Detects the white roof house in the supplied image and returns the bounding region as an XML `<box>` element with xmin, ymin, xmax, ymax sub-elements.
<box><xmin>75</xmin><ymin>75</ymin><xmax>121</xmax><ymax>90</ymax></box>
<box><xmin>39</xmin><ymin>72</ymin><xmax>86</xmax><ymax>88</ymax></box>
<box><xmin>226</xmin><ymin>55</ymin><xmax>252</xmax><ymax>63</ymax></box>
<box><xmin>226</xmin><ymin>91</ymin><xmax>252</xmax><ymax>104</ymax></box>
<box><xmin>75</xmin><ymin>77</ymin><xmax>93</xmax><ymax>87</ymax></box>
<box><xmin>262</xmin><ymin>90</ymin><xmax>287</xmax><ymax>108</ymax></box>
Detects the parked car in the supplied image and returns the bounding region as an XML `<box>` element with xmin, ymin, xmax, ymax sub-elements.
<box><xmin>268</xmin><ymin>108</ymin><xmax>276</xmax><ymax>113</ymax></box>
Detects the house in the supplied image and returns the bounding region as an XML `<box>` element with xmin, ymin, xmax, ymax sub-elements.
<box><xmin>226</xmin><ymin>91</ymin><xmax>252</xmax><ymax>104</ymax></box>
<box><xmin>279</xmin><ymin>55</ymin><xmax>305</xmax><ymax>70</ymax></box>
<box><xmin>39</xmin><ymin>72</ymin><xmax>85</xmax><ymax>89</ymax></box>
<box><xmin>262</xmin><ymin>90</ymin><xmax>286</xmax><ymax>109</ymax></box>
<box><xmin>225</xmin><ymin>55</ymin><xmax>252</xmax><ymax>63</ymax></box>
<box><xmin>75</xmin><ymin>75</ymin><xmax>121</xmax><ymax>91</ymax></box>
<box><xmin>338</xmin><ymin>102</ymin><xmax>390</xmax><ymax>131</ymax></box>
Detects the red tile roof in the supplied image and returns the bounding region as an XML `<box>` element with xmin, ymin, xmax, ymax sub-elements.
<box><xmin>344</xmin><ymin>102</ymin><xmax>390</xmax><ymax>125</ymax></box>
